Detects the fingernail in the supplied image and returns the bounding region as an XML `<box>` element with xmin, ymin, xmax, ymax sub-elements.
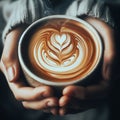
<box><xmin>7</xmin><ymin>67</ymin><xmax>15</xmax><ymax>81</ymax></box>
<box><xmin>47</xmin><ymin>101</ymin><xmax>57</xmax><ymax>107</ymax></box>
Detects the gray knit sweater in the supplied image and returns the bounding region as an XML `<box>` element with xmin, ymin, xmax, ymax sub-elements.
<box><xmin>2</xmin><ymin>0</ymin><xmax>114</xmax><ymax>41</ymax></box>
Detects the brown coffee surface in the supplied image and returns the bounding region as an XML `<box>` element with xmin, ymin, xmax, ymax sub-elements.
<box><xmin>27</xmin><ymin>18</ymin><xmax>101</xmax><ymax>82</ymax></box>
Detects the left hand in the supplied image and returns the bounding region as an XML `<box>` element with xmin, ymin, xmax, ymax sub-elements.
<box><xmin>0</xmin><ymin>26</ymin><xmax>59</xmax><ymax>115</ymax></box>
<box><xmin>58</xmin><ymin>17</ymin><xmax>116</xmax><ymax>115</ymax></box>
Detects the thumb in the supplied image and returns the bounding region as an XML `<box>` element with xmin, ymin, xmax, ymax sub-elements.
<box><xmin>0</xmin><ymin>27</ymin><xmax>24</xmax><ymax>82</ymax></box>
<box><xmin>0</xmin><ymin>59</ymin><xmax>20</xmax><ymax>82</ymax></box>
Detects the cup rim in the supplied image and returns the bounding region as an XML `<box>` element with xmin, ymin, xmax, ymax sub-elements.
<box><xmin>18</xmin><ymin>15</ymin><xmax>103</xmax><ymax>87</ymax></box>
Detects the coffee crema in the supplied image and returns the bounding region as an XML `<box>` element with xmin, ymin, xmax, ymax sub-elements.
<box><xmin>26</xmin><ymin>18</ymin><xmax>101</xmax><ymax>83</ymax></box>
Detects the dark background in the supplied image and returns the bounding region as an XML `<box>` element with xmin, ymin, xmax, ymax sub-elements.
<box><xmin>0</xmin><ymin>0</ymin><xmax>120</xmax><ymax>120</ymax></box>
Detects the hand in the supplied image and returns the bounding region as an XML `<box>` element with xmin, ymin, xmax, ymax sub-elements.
<box><xmin>58</xmin><ymin>17</ymin><xmax>116</xmax><ymax>115</ymax></box>
<box><xmin>0</xmin><ymin>26</ymin><xmax>59</xmax><ymax>115</ymax></box>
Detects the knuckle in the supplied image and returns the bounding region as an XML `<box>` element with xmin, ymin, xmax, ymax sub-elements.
<box><xmin>42</xmin><ymin>86</ymin><xmax>53</xmax><ymax>94</ymax></box>
<box><xmin>14</xmin><ymin>94</ymin><xmax>23</xmax><ymax>101</ymax></box>
<box><xmin>32</xmin><ymin>88</ymin><xmax>43</xmax><ymax>99</ymax></box>
<box><xmin>1</xmin><ymin>53</ymin><xmax>14</xmax><ymax>64</ymax></box>
<box><xmin>32</xmin><ymin>92</ymin><xmax>41</xmax><ymax>100</ymax></box>
<box><xmin>42</xmin><ymin>86</ymin><xmax>53</xmax><ymax>96</ymax></box>
<box><xmin>42</xmin><ymin>86</ymin><xmax>51</xmax><ymax>91</ymax></box>
<box><xmin>22</xmin><ymin>102</ymin><xmax>29</xmax><ymax>109</ymax></box>
<box><xmin>33</xmin><ymin>86</ymin><xmax>53</xmax><ymax>99</ymax></box>
<box><xmin>104</xmin><ymin>52</ymin><xmax>115</xmax><ymax>62</ymax></box>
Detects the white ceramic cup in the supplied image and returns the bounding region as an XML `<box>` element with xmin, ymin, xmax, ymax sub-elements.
<box><xmin>18</xmin><ymin>15</ymin><xmax>103</xmax><ymax>88</ymax></box>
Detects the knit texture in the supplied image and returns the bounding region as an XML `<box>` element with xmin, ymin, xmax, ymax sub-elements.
<box><xmin>2</xmin><ymin>0</ymin><xmax>114</xmax><ymax>42</ymax></box>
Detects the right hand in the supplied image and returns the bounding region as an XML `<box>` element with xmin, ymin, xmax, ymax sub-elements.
<box><xmin>58</xmin><ymin>17</ymin><xmax>116</xmax><ymax>115</ymax></box>
<box><xmin>0</xmin><ymin>26</ymin><xmax>59</xmax><ymax>115</ymax></box>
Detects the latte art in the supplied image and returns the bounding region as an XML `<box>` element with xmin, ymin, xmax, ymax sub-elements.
<box><xmin>28</xmin><ymin>18</ymin><xmax>99</xmax><ymax>82</ymax></box>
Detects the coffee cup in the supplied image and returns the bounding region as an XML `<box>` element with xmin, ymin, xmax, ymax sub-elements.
<box><xmin>18</xmin><ymin>15</ymin><xmax>103</xmax><ymax>87</ymax></box>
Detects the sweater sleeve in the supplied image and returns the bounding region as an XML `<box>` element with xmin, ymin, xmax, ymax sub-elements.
<box><xmin>65</xmin><ymin>0</ymin><xmax>114</xmax><ymax>28</ymax></box>
<box><xmin>2</xmin><ymin>0</ymin><xmax>44</xmax><ymax>41</ymax></box>
<box><xmin>2</xmin><ymin>0</ymin><xmax>114</xmax><ymax>42</ymax></box>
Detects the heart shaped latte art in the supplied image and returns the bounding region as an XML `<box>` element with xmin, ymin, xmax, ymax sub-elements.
<box><xmin>51</xmin><ymin>33</ymin><xmax>70</xmax><ymax>52</ymax></box>
<box><xmin>28</xmin><ymin>19</ymin><xmax>100</xmax><ymax>82</ymax></box>
<box><xmin>55</xmin><ymin>34</ymin><xmax>67</xmax><ymax>46</ymax></box>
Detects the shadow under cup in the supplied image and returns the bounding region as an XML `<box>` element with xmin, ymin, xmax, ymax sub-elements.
<box><xmin>18</xmin><ymin>15</ymin><xmax>103</xmax><ymax>88</ymax></box>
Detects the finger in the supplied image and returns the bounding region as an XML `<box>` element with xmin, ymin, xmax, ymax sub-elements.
<box><xmin>59</xmin><ymin>96</ymin><xmax>81</xmax><ymax>109</ymax></box>
<box><xmin>59</xmin><ymin>106</ymin><xmax>89</xmax><ymax>116</ymax></box>
<box><xmin>63</xmin><ymin>86</ymin><xmax>86</xmax><ymax>100</ymax></box>
<box><xmin>59</xmin><ymin>95</ymin><xmax>70</xmax><ymax>107</ymax></box>
<box><xmin>1</xmin><ymin>59</ymin><xmax>54</xmax><ymax>101</ymax></box>
<box><xmin>63</xmin><ymin>84</ymin><xmax>109</xmax><ymax>100</ymax></box>
<box><xmin>86</xmin><ymin>17</ymin><xmax>115</xmax><ymax>81</ymax></box>
<box><xmin>59</xmin><ymin>96</ymin><xmax>80</xmax><ymax>116</ymax></box>
<box><xmin>43</xmin><ymin>107</ymin><xmax>59</xmax><ymax>115</ymax></box>
<box><xmin>59</xmin><ymin>97</ymin><xmax>81</xmax><ymax>115</ymax></box>
<box><xmin>22</xmin><ymin>97</ymin><xmax>58</xmax><ymax>110</ymax></box>
<box><xmin>59</xmin><ymin>96</ymin><xmax>80</xmax><ymax>115</ymax></box>
<box><xmin>59</xmin><ymin>107</ymin><xmax>80</xmax><ymax>116</ymax></box>
<box><xmin>59</xmin><ymin>96</ymin><xmax>97</xmax><ymax>115</ymax></box>
<box><xmin>102</xmin><ymin>49</ymin><xmax>115</xmax><ymax>80</ymax></box>
<box><xmin>9</xmin><ymin>83</ymin><xmax>54</xmax><ymax>101</ymax></box>
<box><xmin>59</xmin><ymin>107</ymin><xmax>66</xmax><ymax>116</ymax></box>
<box><xmin>102</xmin><ymin>61</ymin><xmax>111</xmax><ymax>80</ymax></box>
<box><xmin>50</xmin><ymin>107</ymin><xmax>59</xmax><ymax>115</ymax></box>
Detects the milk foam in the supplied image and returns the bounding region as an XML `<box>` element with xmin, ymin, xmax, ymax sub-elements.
<box><xmin>28</xmin><ymin>19</ymin><xmax>99</xmax><ymax>82</ymax></box>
